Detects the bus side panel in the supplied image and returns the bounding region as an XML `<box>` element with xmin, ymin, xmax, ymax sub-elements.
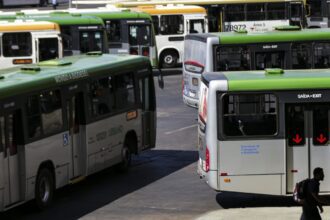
<box><xmin>86</xmin><ymin>112</ymin><xmax>142</xmax><ymax>175</ymax></box>
<box><xmin>25</xmin><ymin>132</ymin><xmax>71</xmax><ymax>196</ymax></box>
<box><xmin>218</xmin><ymin>139</ymin><xmax>286</xmax><ymax>195</ymax></box>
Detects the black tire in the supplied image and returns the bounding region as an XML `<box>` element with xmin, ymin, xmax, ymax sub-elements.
<box><xmin>161</xmin><ymin>51</ymin><xmax>178</xmax><ymax>68</ymax></box>
<box><xmin>35</xmin><ymin>168</ymin><xmax>54</xmax><ymax>210</ymax></box>
<box><xmin>116</xmin><ymin>143</ymin><xmax>132</xmax><ymax>172</ymax></box>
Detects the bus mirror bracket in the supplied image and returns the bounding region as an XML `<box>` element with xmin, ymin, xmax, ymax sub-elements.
<box><xmin>157</xmin><ymin>68</ymin><xmax>164</xmax><ymax>89</ymax></box>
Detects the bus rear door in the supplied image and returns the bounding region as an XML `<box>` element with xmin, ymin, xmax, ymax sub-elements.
<box><xmin>66</xmin><ymin>93</ymin><xmax>85</xmax><ymax>179</ymax></box>
<box><xmin>286</xmin><ymin>103</ymin><xmax>330</xmax><ymax>193</ymax></box>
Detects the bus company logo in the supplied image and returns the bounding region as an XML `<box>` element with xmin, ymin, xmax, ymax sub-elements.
<box><xmin>297</xmin><ymin>93</ymin><xmax>322</xmax><ymax>99</ymax></box>
<box><xmin>55</xmin><ymin>70</ymin><xmax>88</xmax><ymax>83</ymax></box>
<box><xmin>63</xmin><ymin>133</ymin><xmax>69</xmax><ymax>146</ymax></box>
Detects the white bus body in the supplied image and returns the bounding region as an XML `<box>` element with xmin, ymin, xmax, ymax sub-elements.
<box><xmin>134</xmin><ymin>5</ymin><xmax>208</xmax><ymax>68</ymax></box>
<box><xmin>0</xmin><ymin>21</ymin><xmax>62</xmax><ymax>69</ymax></box>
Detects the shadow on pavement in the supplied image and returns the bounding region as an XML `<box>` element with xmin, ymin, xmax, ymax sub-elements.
<box><xmin>0</xmin><ymin>149</ymin><xmax>198</xmax><ymax>220</ymax></box>
<box><xmin>216</xmin><ymin>191</ymin><xmax>298</xmax><ymax>209</ymax></box>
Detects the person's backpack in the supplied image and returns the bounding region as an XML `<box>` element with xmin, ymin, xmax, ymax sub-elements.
<box><xmin>293</xmin><ymin>178</ymin><xmax>310</xmax><ymax>204</ymax></box>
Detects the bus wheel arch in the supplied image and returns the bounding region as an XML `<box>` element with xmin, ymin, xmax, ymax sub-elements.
<box><xmin>117</xmin><ymin>131</ymin><xmax>137</xmax><ymax>172</ymax></box>
<box><xmin>160</xmin><ymin>49</ymin><xmax>179</xmax><ymax>68</ymax></box>
<box><xmin>35</xmin><ymin>161</ymin><xmax>55</xmax><ymax>210</ymax></box>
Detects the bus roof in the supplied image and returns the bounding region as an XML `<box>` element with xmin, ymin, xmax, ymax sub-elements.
<box><xmin>203</xmin><ymin>69</ymin><xmax>330</xmax><ymax>91</ymax></box>
<box><xmin>0</xmin><ymin>20</ymin><xmax>60</xmax><ymax>31</ymax></box>
<box><xmin>134</xmin><ymin>5</ymin><xmax>207</xmax><ymax>15</ymax></box>
<box><xmin>0</xmin><ymin>13</ymin><xmax>104</xmax><ymax>25</ymax></box>
<box><xmin>0</xmin><ymin>54</ymin><xmax>150</xmax><ymax>99</ymax></box>
<box><xmin>70</xmin><ymin>10</ymin><xmax>152</xmax><ymax>20</ymax></box>
<box><xmin>115</xmin><ymin>0</ymin><xmax>304</xmax><ymax>7</ymax></box>
<box><xmin>186</xmin><ymin>28</ymin><xmax>330</xmax><ymax>44</ymax></box>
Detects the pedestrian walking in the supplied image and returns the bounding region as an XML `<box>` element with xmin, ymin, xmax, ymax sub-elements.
<box><xmin>52</xmin><ymin>0</ymin><xmax>57</xmax><ymax>9</ymax></box>
<box><xmin>301</xmin><ymin>167</ymin><xmax>330</xmax><ymax>220</ymax></box>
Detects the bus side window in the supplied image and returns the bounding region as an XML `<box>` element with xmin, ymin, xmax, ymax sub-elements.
<box><xmin>292</xmin><ymin>43</ymin><xmax>312</xmax><ymax>69</ymax></box>
<box><xmin>267</xmin><ymin>2</ymin><xmax>286</xmax><ymax>20</ymax></box>
<box><xmin>3</xmin><ymin>33</ymin><xmax>32</xmax><ymax>57</ymax></box>
<box><xmin>115</xmin><ymin>73</ymin><xmax>135</xmax><ymax>110</ymax></box>
<box><xmin>222</xmin><ymin>94</ymin><xmax>277</xmax><ymax>137</ymax></box>
<box><xmin>40</xmin><ymin>90</ymin><xmax>63</xmax><ymax>135</ymax></box>
<box><xmin>106</xmin><ymin>20</ymin><xmax>121</xmax><ymax>43</ymax></box>
<box><xmin>314</xmin><ymin>43</ymin><xmax>330</xmax><ymax>68</ymax></box>
<box><xmin>89</xmin><ymin>77</ymin><xmax>111</xmax><ymax>117</ymax></box>
<box><xmin>26</xmin><ymin>95</ymin><xmax>42</xmax><ymax>139</ymax></box>
<box><xmin>216</xmin><ymin>46</ymin><xmax>250</xmax><ymax>71</ymax></box>
<box><xmin>160</xmin><ymin>15</ymin><xmax>184</xmax><ymax>35</ymax></box>
<box><xmin>39</xmin><ymin>38</ymin><xmax>59</xmax><ymax>61</ymax></box>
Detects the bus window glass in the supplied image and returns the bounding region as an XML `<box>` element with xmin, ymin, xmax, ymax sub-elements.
<box><xmin>291</xmin><ymin>3</ymin><xmax>302</xmax><ymax>19</ymax></box>
<box><xmin>160</xmin><ymin>15</ymin><xmax>184</xmax><ymax>35</ymax></box>
<box><xmin>39</xmin><ymin>38</ymin><xmax>59</xmax><ymax>62</ymax></box>
<box><xmin>89</xmin><ymin>77</ymin><xmax>111</xmax><ymax>116</ymax></box>
<box><xmin>308</xmin><ymin>0</ymin><xmax>322</xmax><ymax>17</ymax></box>
<box><xmin>189</xmin><ymin>19</ymin><xmax>205</xmax><ymax>33</ymax></box>
<box><xmin>215</xmin><ymin>46</ymin><xmax>250</xmax><ymax>71</ymax></box>
<box><xmin>61</xmin><ymin>27</ymin><xmax>73</xmax><ymax>56</ymax></box>
<box><xmin>247</xmin><ymin>4</ymin><xmax>266</xmax><ymax>21</ymax></box>
<box><xmin>292</xmin><ymin>43</ymin><xmax>312</xmax><ymax>69</ymax></box>
<box><xmin>225</xmin><ymin>4</ymin><xmax>245</xmax><ymax>22</ymax></box>
<box><xmin>115</xmin><ymin>73</ymin><xmax>135</xmax><ymax>109</ymax></box>
<box><xmin>255</xmin><ymin>51</ymin><xmax>285</xmax><ymax>70</ymax></box>
<box><xmin>184</xmin><ymin>40</ymin><xmax>206</xmax><ymax>66</ymax></box>
<box><xmin>26</xmin><ymin>95</ymin><xmax>42</xmax><ymax>139</ymax></box>
<box><xmin>222</xmin><ymin>94</ymin><xmax>277</xmax><ymax>137</ymax></box>
<box><xmin>8</xmin><ymin>114</ymin><xmax>17</xmax><ymax>156</ymax></box>
<box><xmin>151</xmin><ymin>16</ymin><xmax>159</xmax><ymax>35</ymax></box>
<box><xmin>314</xmin><ymin>43</ymin><xmax>330</xmax><ymax>68</ymax></box>
<box><xmin>286</xmin><ymin>105</ymin><xmax>305</xmax><ymax>146</ymax></box>
<box><xmin>267</xmin><ymin>3</ymin><xmax>286</xmax><ymax>20</ymax></box>
<box><xmin>106</xmin><ymin>20</ymin><xmax>121</xmax><ymax>43</ymax></box>
<box><xmin>313</xmin><ymin>105</ymin><xmax>329</xmax><ymax>146</ymax></box>
<box><xmin>3</xmin><ymin>33</ymin><xmax>32</xmax><ymax>57</ymax></box>
<box><xmin>130</xmin><ymin>25</ymin><xmax>152</xmax><ymax>46</ymax></box>
<box><xmin>40</xmin><ymin>90</ymin><xmax>63</xmax><ymax>135</ymax></box>
<box><xmin>79</xmin><ymin>31</ymin><xmax>102</xmax><ymax>53</ymax></box>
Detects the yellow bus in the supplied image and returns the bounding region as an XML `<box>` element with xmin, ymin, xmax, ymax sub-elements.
<box><xmin>114</xmin><ymin>0</ymin><xmax>306</xmax><ymax>32</ymax></box>
<box><xmin>0</xmin><ymin>20</ymin><xmax>62</xmax><ymax>69</ymax></box>
<box><xmin>133</xmin><ymin>4</ymin><xmax>208</xmax><ymax>68</ymax></box>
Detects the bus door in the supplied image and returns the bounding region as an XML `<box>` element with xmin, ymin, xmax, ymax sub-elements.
<box><xmin>188</xmin><ymin>18</ymin><xmax>206</xmax><ymax>34</ymax></box>
<box><xmin>138</xmin><ymin>72</ymin><xmax>156</xmax><ymax>149</ymax></box>
<box><xmin>286</xmin><ymin>103</ymin><xmax>330</xmax><ymax>193</ymax></box>
<box><xmin>66</xmin><ymin>93</ymin><xmax>85</xmax><ymax>178</ymax></box>
<box><xmin>2</xmin><ymin>110</ymin><xmax>23</xmax><ymax>206</ymax></box>
<box><xmin>37</xmin><ymin>37</ymin><xmax>60</xmax><ymax>62</ymax></box>
<box><xmin>128</xmin><ymin>24</ymin><xmax>152</xmax><ymax>58</ymax></box>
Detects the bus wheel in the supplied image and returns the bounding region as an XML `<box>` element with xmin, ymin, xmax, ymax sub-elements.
<box><xmin>116</xmin><ymin>143</ymin><xmax>132</xmax><ymax>172</ymax></box>
<box><xmin>35</xmin><ymin>168</ymin><xmax>54</xmax><ymax>210</ymax></box>
<box><xmin>161</xmin><ymin>51</ymin><xmax>178</xmax><ymax>69</ymax></box>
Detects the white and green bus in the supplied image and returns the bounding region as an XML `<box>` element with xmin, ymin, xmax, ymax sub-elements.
<box><xmin>183</xmin><ymin>27</ymin><xmax>330</xmax><ymax>108</ymax></box>
<box><xmin>198</xmin><ymin>68</ymin><xmax>330</xmax><ymax>195</ymax></box>
<box><xmin>0</xmin><ymin>52</ymin><xmax>156</xmax><ymax>211</ymax></box>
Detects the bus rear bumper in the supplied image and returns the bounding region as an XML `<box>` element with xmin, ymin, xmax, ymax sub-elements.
<box><xmin>183</xmin><ymin>95</ymin><xmax>198</xmax><ymax>108</ymax></box>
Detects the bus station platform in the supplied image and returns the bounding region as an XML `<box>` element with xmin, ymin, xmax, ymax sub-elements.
<box><xmin>196</xmin><ymin>206</ymin><xmax>330</xmax><ymax>220</ymax></box>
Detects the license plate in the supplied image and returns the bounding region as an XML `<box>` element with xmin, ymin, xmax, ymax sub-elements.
<box><xmin>192</xmin><ymin>77</ymin><xmax>198</xmax><ymax>86</ymax></box>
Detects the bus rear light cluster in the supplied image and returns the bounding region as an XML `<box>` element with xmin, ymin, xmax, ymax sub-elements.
<box><xmin>130</xmin><ymin>48</ymin><xmax>138</xmax><ymax>55</ymax></box>
<box><xmin>205</xmin><ymin>147</ymin><xmax>210</xmax><ymax>172</ymax></box>
<box><xmin>184</xmin><ymin>60</ymin><xmax>204</xmax><ymax>73</ymax></box>
<box><xmin>142</xmin><ymin>47</ymin><xmax>150</xmax><ymax>57</ymax></box>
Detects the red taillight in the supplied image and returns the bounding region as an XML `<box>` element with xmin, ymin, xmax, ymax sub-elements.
<box><xmin>184</xmin><ymin>60</ymin><xmax>204</xmax><ymax>73</ymax></box>
<box><xmin>142</xmin><ymin>47</ymin><xmax>149</xmax><ymax>57</ymax></box>
<box><xmin>205</xmin><ymin>147</ymin><xmax>210</xmax><ymax>172</ymax></box>
<box><xmin>130</xmin><ymin>48</ymin><xmax>138</xmax><ymax>55</ymax></box>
